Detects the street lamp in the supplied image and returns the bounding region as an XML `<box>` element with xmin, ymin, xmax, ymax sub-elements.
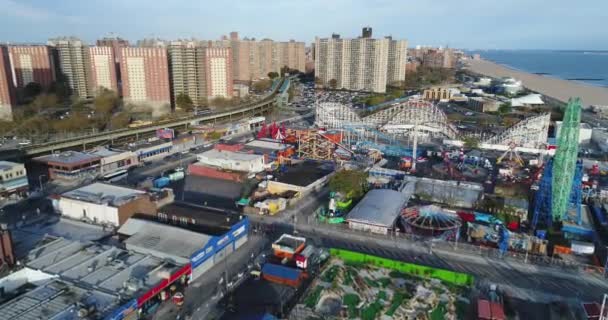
<box><xmin>38</xmin><ymin>174</ymin><xmax>47</xmax><ymax>192</ymax></box>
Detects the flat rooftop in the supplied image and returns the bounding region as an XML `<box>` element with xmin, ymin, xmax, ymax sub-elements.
<box><xmin>62</xmin><ymin>182</ymin><xmax>146</xmax><ymax>206</ymax></box>
<box><xmin>182</xmin><ymin>175</ymin><xmax>242</xmax><ymax>209</ymax></box>
<box><xmin>0</xmin><ymin>160</ymin><xmax>22</xmax><ymax>171</ymax></box>
<box><xmin>0</xmin><ymin>280</ymin><xmax>118</xmax><ymax>320</ymax></box>
<box><xmin>88</xmin><ymin>147</ymin><xmax>125</xmax><ymax>157</ymax></box>
<box><xmin>197</xmin><ymin>149</ymin><xmax>264</xmax><ymax>162</ymax></box>
<box><xmin>34</xmin><ymin>151</ymin><xmax>100</xmax><ymax>165</ymax></box>
<box><xmin>274</xmin><ymin>161</ymin><xmax>334</xmax><ymax>187</ymax></box>
<box><xmin>118</xmin><ymin>217</ymin><xmax>212</xmax><ymax>264</ymax></box>
<box><xmin>347</xmin><ymin>188</ymin><xmax>411</xmax><ymax>228</ymax></box>
<box><xmin>124</xmin><ymin>138</ymin><xmax>172</xmax><ymax>151</ymax></box>
<box><xmin>23</xmin><ymin>237</ymin><xmax>182</xmax><ymax>303</ymax></box>
<box><xmin>244</xmin><ymin>139</ymin><xmax>289</xmax><ymax>152</ymax></box>
<box><xmin>157</xmin><ymin>202</ymin><xmax>243</xmax><ymax>234</ymax></box>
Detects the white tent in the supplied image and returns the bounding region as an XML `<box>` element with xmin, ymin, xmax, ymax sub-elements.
<box><xmin>511</xmin><ymin>94</ymin><xmax>544</xmax><ymax>107</ymax></box>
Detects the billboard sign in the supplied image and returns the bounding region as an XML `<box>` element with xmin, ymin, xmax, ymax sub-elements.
<box><xmin>156</xmin><ymin>128</ymin><xmax>175</xmax><ymax>139</ymax></box>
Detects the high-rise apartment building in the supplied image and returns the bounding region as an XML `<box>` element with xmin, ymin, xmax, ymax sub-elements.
<box><xmin>87</xmin><ymin>46</ymin><xmax>118</xmax><ymax>93</ymax></box>
<box><xmin>229</xmin><ymin>33</ymin><xmax>305</xmax><ymax>81</ymax></box>
<box><xmin>386</xmin><ymin>38</ymin><xmax>407</xmax><ymax>86</ymax></box>
<box><xmin>7</xmin><ymin>45</ymin><xmax>55</xmax><ymax>89</ymax></box>
<box><xmin>168</xmin><ymin>40</ymin><xmax>206</xmax><ymax>106</ymax></box>
<box><xmin>0</xmin><ymin>47</ymin><xmax>16</xmax><ymax>120</ymax></box>
<box><xmin>204</xmin><ymin>47</ymin><xmax>233</xmax><ymax>99</ymax></box>
<box><xmin>96</xmin><ymin>36</ymin><xmax>129</xmax><ymax>95</ymax></box>
<box><xmin>47</xmin><ymin>37</ymin><xmax>90</xmax><ymax>98</ymax></box>
<box><xmin>120</xmin><ymin>47</ymin><xmax>170</xmax><ymax>113</ymax></box>
<box><xmin>314</xmin><ymin>29</ymin><xmax>407</xmax><ymax>93</ymax></box>
<box><xmin>168</xmin><ymin>41</ymin><xmax>233</xmax><ymax>106</ymax></box>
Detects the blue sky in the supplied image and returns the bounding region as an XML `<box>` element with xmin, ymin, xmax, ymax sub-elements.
<box><xmin>0</xmin><ymin>0</ymin><xmax>606</xmax><ymax>50</ymax></box>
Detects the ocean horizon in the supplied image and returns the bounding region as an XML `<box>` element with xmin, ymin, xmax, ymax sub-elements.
<box><xmin>466</xmin><ymin>50</ymin><xmax>608</xmax><ymax>88</ymax></box>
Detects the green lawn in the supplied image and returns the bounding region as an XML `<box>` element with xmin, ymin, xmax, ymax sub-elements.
<box><xmin>304</xmin><ymin>286</ymin><xmax>323</xmax><ymax>308</ymax></box>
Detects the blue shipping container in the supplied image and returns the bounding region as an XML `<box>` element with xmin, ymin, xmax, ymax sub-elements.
<box><xmin>153</xmin><ymin>177</ymin><xmax>170</xmax><ymax>188</ymax></box>
<box><xmin>262</xmin><ymin>263</ymin><xmax>302</xmax><ymax>281</ymax></box>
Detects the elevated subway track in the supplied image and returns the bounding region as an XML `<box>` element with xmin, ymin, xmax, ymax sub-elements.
<box><xmin>18</xmin><ymin>78</ymin><xmax>287</xmax><ymax>156</ymax></box>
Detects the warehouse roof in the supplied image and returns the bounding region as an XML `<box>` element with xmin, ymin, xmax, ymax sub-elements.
<box><xmin>245</xmin><ymin>139</ymin><xmax>289</xmax><ymax>151</ymax></box>
<box><xmin>197</xmin><ymin>149</ymin><xmax>263</xmax><ymax>162</ymax></box>
<box><xmin>61</xmin><ymin>182</ymin><xmax>146</xmax><ymax>207</ymax></box>
<box><xmin>274</xmin><ymin>161</ymin><xmax>334</xmax><ymax>187</ymax></box>
<box><xmin>118</xmin><ymin>218</ymin><xmax>211</xmax><ymax>264</ymax></box>
<box><xmin>346</xmin><ymin>189</ymin><xmax>410</xmax><ymax>228</ymax></box>
<box><xmin>0</xmin><ymin>280</ymin><xmax>118</xmax><ymax>320</ymax></box>
<box><xmin>21</xmin><ymin>237</ymin><xmax>182</xmax><ymax>310</ymax></box>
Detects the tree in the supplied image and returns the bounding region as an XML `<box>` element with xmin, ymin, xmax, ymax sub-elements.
<box><xmin>252</xmin><ymin>79</ymin><xmax>272</xmax><ymax>92</ymax></box>
<box><xmin>48</xmin><ymin>80</ymin><xmax>69</xmax><ymax>100</ymax></box>
<box><xmin>23</xmin><ymin>82</ymin><xmax>42</xmax><ymax>99</ymax></box>
<box><xmin>210</xmin><ymin>96</ymin><xmax>232</xmax><ymax>108</ymax></box>
<box><xmin>498</xmin><ymin>102</ymin><xmax>512</xmax><ymax>115</ymax></box>
<box><xmin>30</xmin><ymin>94</ymin><xmax>59</xmax><ymax>112</ymax></box>
<box><xmin>93</xmin><ymin>89</ymin><xmax>119</xmax><ymax>114</ymax></box>
<box><xmin>267</xmin><ymin>72</ymin><xmax>279</xmax><ymax>79</ymax></box>
<box><xmin>328</xmin><ymin>79</ymin><xmax>338</xmax><ymax>89</ymax></box>
<box><xmin>329</xmin><ymin>169</ymin><xmax>368</xmax><ymax>200</ymax></box>
<box><xmin>176</xmin><ymin>92</ymin><xmax>194</xmax><ymax>112</ymax></box>
<box><xmin>463</xmin><ymin>136</ymin><xmax>480</xmax><ymax>149</ymax></box>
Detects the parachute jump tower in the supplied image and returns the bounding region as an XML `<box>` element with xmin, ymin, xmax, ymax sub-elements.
<box><xmin>552</xmin><ymin>98</ymin><xmax>582</xmax><ymax>221</ymax></box>
<box><xmin>532</xmin><ymin>97</ymin><xmax>583</xmax><ymax>229</ymax></box>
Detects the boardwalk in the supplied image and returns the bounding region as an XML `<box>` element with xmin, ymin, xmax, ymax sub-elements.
<box><xmin>466</xmin><ymin>59</ymin><xmax>608</xmax><ymax>107</ymax></box>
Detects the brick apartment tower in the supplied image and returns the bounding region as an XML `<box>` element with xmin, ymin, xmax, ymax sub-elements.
<box><xmin>0</xmin><ymin>46</ymin><xmax>16</xmax><ymax>120</ymax></box>
<box><xmin>96</xmin><ymin>37</ymin><xmax>129</xmax><ymax>95</ymax></box>
<box><xmin>120</xmin><ymin>47</ymin><xmax>171</xmax><ymax>114</ymax></box>
<box><xmin>87</xmin><ymin>46</ymin><xmax>118</xmax><ymax>94</ymax></box>
<box><xmin>7</xmin><ymin>45</ymin><xmax>55</xmax><ymax>89</ymax></box>
<box><xmin>204</xmin><ymin>47</ymin><xmax>233</xmax><ymax>99</ymax></box>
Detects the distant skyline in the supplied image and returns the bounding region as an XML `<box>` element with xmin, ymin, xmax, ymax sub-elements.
<box><xmin>0</xmin><ymin>0</ymin><xmax>606</xmax><ymax>50</ymax></box>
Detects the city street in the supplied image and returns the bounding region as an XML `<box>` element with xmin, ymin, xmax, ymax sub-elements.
<box><xmin>153</xmin><ymin>234</ymin><xmax>269</xmax><ymax>320</ymax></box>
<box><xmin>244</xmin><ymin>190</ymin><xmax>608</xmax><ymax>304</ymax></box>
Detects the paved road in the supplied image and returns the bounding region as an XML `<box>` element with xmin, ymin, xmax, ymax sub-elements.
<box><xmin>245</xmin><ymin>189</ymin><xmax>608</xmax><ymax>304</ymax></box>
<box><xmin>153</xmin><ymin>234</ymin><xmax>269</xmax><ymax>320</ymax></box>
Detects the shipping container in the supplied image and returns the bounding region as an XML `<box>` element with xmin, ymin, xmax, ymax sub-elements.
<box><xmin>153</xmin><ymin>177</ymin><xmax>171</xmax><ymax>189</ymax></box>
<box><xmin>262</xmin><ymin>263</ymin><xmax>303</xmax><ymax>287</ymax></box>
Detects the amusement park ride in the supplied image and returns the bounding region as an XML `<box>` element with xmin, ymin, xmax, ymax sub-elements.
<box><xmin>532</xmin><ymin>98</ymin><xmax>584</xmax><ymax>230</ymax></box>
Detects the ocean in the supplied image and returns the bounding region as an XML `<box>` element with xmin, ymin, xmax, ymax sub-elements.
<box><xmin>466</xmin><ymin>50</ymin><xmax>608</xmax><ymax>88</ymax></box>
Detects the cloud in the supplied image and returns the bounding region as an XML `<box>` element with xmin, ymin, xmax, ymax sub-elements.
<box><xmin>0</xmin><ymin>0</ymin><xmax>84</xmax><ymax>25</ymax></box>
<box><xmin>0</xmin><ymin>0</ymin><xmax>52</xmax><ymax>20</ymax></box>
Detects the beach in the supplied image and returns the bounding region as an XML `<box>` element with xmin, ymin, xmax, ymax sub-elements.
<box><xmin>466</xmin><ymin>59</ymin><xmax>608</xmax><ymax>107</ymax></box>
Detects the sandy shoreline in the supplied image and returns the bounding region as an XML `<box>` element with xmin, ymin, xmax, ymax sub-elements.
<box><xmin>465</xmin><ymin>59</ymin><xmax>608</xmax><ymax>107</ymax></box>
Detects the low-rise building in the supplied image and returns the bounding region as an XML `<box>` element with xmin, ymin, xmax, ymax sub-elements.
<box><xmin>469</xmin><ymin>97</ymin><xmax>502</xmax><ymax>113</ymax></box>
<box><xmin>33</xmin><ymin>151</ymin><xmax>101</xmax><ymax>182</ymax></box>
<box><xmin>2</xmin><ymin>236</ymin><xmax>190</xmax><ymax>320</ymax></box>
<box><xmin>346</xmin><ymin>188</ymin><xmax>412</xmax><ymax>235</ymax></box>
<box><xmin>196</xmin><ymin>149</ymin><xmax>266</xmax><ymax>173</ymax></box>
<box><xmin>89</xmin><ymin>147</ymin><xmax>139</xmax><ymax>176</ymax></box>
<box><xmin>423</xmin><ymin>87</ymin><xmax>457</xmax><ymax>101</ymax></box>
<box><xmin>57</xmin><ymin>183</ymin><xmax>156</xmax><ymax>226</ymax></box>
<box><xmin>233</xmin><ymin>83</ymin><xmax>250</xmax><ymax>98</ymax></box>
<box><xmin>0</xmin><ymin>161</ymin><xmax>28</xmax><ymax>198</ymax></box>
<box><xmin>510</xmin><ymin>93</ymin><xmax>544</xmax><ymax>108</ymax></box>
<box><xmin>118</xmin><ymin>215</ymin><xmax>249</xmax><ymax>281</ymax></box>
<box><xmin>266</xmin><ymin>161</ymin><xmax>334</xmax><ymax>195</ymax></box>
<box><xmin>556</xmin><ymin>121</ymin><xmax>592</xmax><ymax>144</ymax></box>
<box><xmin>127</xmin><ymin>138</ymin><xmax>173</xmax><ymax>163</ymax></box>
